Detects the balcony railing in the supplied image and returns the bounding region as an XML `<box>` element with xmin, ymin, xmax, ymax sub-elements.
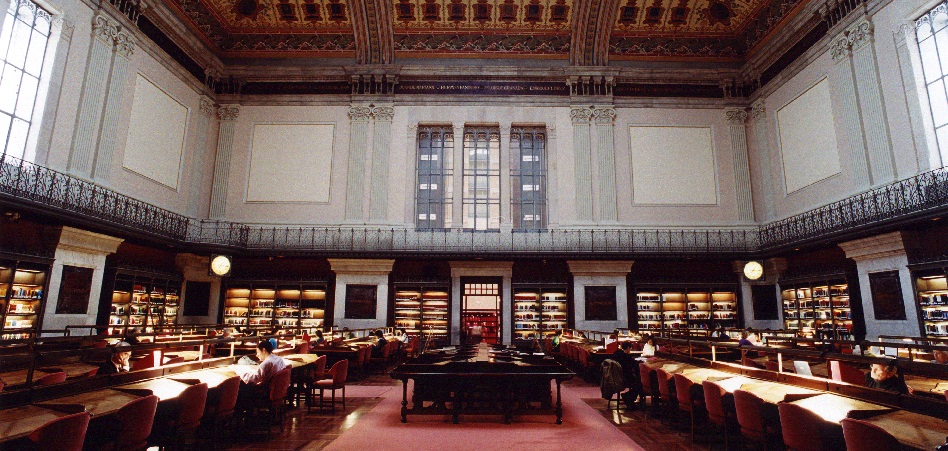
<box><xmin>2</xmin><ymin>155</ymin><xmax>948</xmax><ymax>255</ymax></box>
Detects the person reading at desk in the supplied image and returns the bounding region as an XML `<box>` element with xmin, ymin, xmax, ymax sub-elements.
<box><xmin>865</xmin><ymin>361</ymin><xmax>908</xmax><ymax>394</ymax></box>
<box><xmin>640</xmin><ymin>335</ymin><xmax>657</xmax><ymax>358</ymax></box>
<box><xmin>612</xmin><ymin>341</ymin><xmax>642</xmax><ymax>410</ymax></box>
<box><xmin>239</xmin><ymin>340</ymin><xmax>289</xmax><ymax>386</ymax></box>
<box><xmin>372</xmin><ymin>329</ymin><xmax>387</xmax><ymax>357</ymax></box>
<box><xmin>98</xmin><ymin>341</ymin><xmax>132</xmax><ymax>374</ymax></box>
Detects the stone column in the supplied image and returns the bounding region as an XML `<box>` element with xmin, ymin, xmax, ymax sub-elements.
<box><xmin>345</xmin><ymin>106</ymin><xmax>371</xmax><ymax>222</ymax></box>
<box><xmin>188</xmin><ymin>97</ymin><xmax>214</xmax><ymax>217</ymax></box>
<box><xmin>546</xmin><ymin>125</ymin><xmax>558</xmax><ymax>228</ymax></box>
<box><xmin>567</xmin><ymin>260</ymin><xmax>634</xmax><ymax>332</ymax></box>
<box><xmin>369</xmin><ymin>105</ymin><xmax>394</xmax><ymax>222</ymax></box>
<box><xmin>570</xmin><ymin>106</ymin><xmax>593</xmax><ymax>222</ymax></box>
<box><xmin>452</xmin><ymin>124</ymin><xmax>464</xmax><ymax>228</ymax></box>
<box><xmin>593</xmin><ymin>106</ymin><xmax>617</xmax><ymax>222</ymax></box>
<box><xmin>727</xmin><ymin>109</ymin><xmax>754</xmax><ymax>223</ymax></box>
<box><xmin>838</xmin><ymin>232</ymin><xmax>921</xmax><ymax>339</ymax></box>
<box><xmin>894</xmin><ymin>23</ymin><xmax>940</xmax><ymax>170</ymax></box>
<box><xmin>750</xmin><ymin>101</ymin><xmax>775</xmax><ymax>220</ymax></box>
<box><xmin>499</xmin><ymin>125</ymin><xmax>512</xmax><ymax>230</ymax></box>
<box><xmin>174</xmin><ymin>254</ymin><xmax>221</xmax><ymax>325</ymax></box>
<box><xmin>208</xmin><ymin>105</ymin><xmax>239</xmax><ymax>219</ymax></box>
<box><xmin>849</xmin><ymin>19</ymin><xmax>896</xmax><ymax>185</ymax></box>
<box><xmin>67</xmin><ymin>13</ymin><xmax>117</xmax><ymax>178</ymax></box>
<box><xmin>405</xmin><ymin>124</ymin><xmax>419</xmax><ymax>227</ymax></box>
<box><xmin>829</xmin><ymin>33</ymin><xmax>871</xmax><ymax>191</ymax></box>
<box><xmin>42</xmin><ymin>227</ymin><xmax>124</xmax><ymax>334</ymax></box>
<box><xmin>35</xmin><ymin>18</ymin><xmax>74</xmax><ymax>165</ymax></box>
<box><xmin>92</xmin><ymin>29</ymin><xmax>136</xmax><ymax>184</ymax></box>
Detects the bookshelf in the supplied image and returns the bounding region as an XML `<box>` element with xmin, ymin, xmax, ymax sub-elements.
<box><xmin>223</xmin><ymin>281</ymin><xmax>328</xmax><ymax>333</ymax></box>
<box><xmin>392</xmin><ymin>285</ymin><xmax>450</xmax><ymax>344</ymax></box>
<box><xmin>0</xmin><ymin>258</ymin><xmax>50</xmax><ymax>339</ymax></box>
<box><xmin>105</xmin><ymin>271</ymin><xmax>181</xmax><ymax>334</ymax></box>
<box><xmin>634</xmin><ymin>286</ymin><xmax>739</xmax><ymax>332</ymax></box>
<box><xmin>914</xmin><ymin>268</ymin><xmax>948</xmax><ymax>337</ymax></box>
<box><xmin>780</xmin><ymin>279</ymin><xmax>852</xmax><ymax>339</ymax></box>
<box><xmin>512</xmin><ymin>285</ymin><xmax>568</xmax><ymax>340</ymax></box>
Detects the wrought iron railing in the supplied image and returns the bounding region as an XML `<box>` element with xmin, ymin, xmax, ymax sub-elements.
<box><xmin>3</xmin><ymin>155</ymin><xmax>948</xmax><ymax>255</ymax></box>
<box><xmin>758</xmin><ymin>168</ymin><xmax>948</xmax><ymax>250</ymax></box>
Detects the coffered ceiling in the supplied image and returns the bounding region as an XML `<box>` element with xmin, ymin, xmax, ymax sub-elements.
<box><xmin>161</xmin><ymin>0</ymin><xmax>806</xmax><ymax>61</ymax></box>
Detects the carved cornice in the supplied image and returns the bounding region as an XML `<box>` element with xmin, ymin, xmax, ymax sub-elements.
<box><xmin>217</xmin><ymin>105</ymin><xmax>240</xmax><ymax>121</ymax></box>
<box><xmin>199</xmin><ymin>97</ymin><xmax>214</xmax><ymax>116</ymax></box>
<box><xmin>113</xmin><ymin>30</ymin><xmax>136</xmax><ymax>59</ymax></box>
<box><xmin>751</xmin><ymin>100</ymin><xmax>766</xmax><ymax>121</ymax></box>
<box><xmin>92</xmin><ymin>13</ymin><xmax>119</xmax><ymax>44</ymax></box>
<box><xmin>726</xmin><ymin>109</ymin><xmax>748</xmax><ymax>125</ymax></box>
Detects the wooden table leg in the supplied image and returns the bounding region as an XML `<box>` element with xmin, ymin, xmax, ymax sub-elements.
<box><xmin>401</xmin><ymin>379</ymin><xmax>409</xmax><ymax>423</ymax></box>
<box><xmin>555</xmin><ymin>379</ymin><xmax>563</xmax><ymax>425</ymax></box>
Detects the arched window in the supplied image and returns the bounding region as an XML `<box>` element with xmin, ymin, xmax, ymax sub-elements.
<box><xmin>0</xmin><ymin>0</ymin><xmax>51</xmax><ymax>160</ymax></box>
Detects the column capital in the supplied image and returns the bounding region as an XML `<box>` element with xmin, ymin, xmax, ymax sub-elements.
<box><xmin>751</xmin><ymin>100</ymin><xmax>766</xmax><ymax>121</ymax></box>
<box><xmin>547</xmin><ymin>125</ymin><xmax>556</xmax><ymax>139</ymax></box>
<box><xmin>570</xmin><ymin>106</ymin><xmax>593</xmax><ymax>124</ymax></box>
<box><xmin>592</xmin><ymin>106</ymin><xmax>616</xmax><ymax>124</ymax></box>
<box><xmin>113</xmin><ymin>30</ymin><xmax>136</xmax><ymax>59</ymax></box>
<box><xmin>830</xmin><ymin>34</ymin><xmax>852</xmax><ymax>61</ymax></box>
<box><xmin>370</xmin><ymin>105</ymin><xmax>394</xmax><ymax>121</ymax></box>
<box><xmin>848</xmin><ymin>19</ymin><xmax>874</xmax><ymax>52</ymax></box>
<box><xmin>52</xmin><ymin>17</ymin><xmax>75</xmax><ymax>40</ymax></box>
<box><xmin>407</xmin><ymin>124</ymin><xmax>418</xmax><ymax>136</ymax></box>
<box><xmin>453</xmin><ymin>124</ymin><xmax>464</xmax><ymax>135</ymax></box>
<box><xmin>91</xmin><ymin>13</ymin><xmax>118</xmax><ymax>44</ymax></box>
<box><xmin>349</xmin><ymin>106</ymin><xmax>372</xmax><ymax>122</ymax></box>
<box><xmin>726</xmin><ymin>109</ymin><xmax>748</xmax><ymax>125</ymax></box>
<box><xmin>500</xmin><ymin>124</ymin><xmax>511</xmax><ymax>136</ymax></box>
<box><xmin>217</xmin><ymin>105</ymin><xmax>240</xmax><ymax>121</ymax></box>
<box><xmin>199</xmin><ymin>96</ymin><xmax>215</xmax><ymax>116</ymax></box>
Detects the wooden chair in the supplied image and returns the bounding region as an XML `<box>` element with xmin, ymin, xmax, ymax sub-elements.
<box><xmin>673</xmin><ymin>373</ymin><xmax>706</xmax><ymax>442</ymax></box>
<box><xmin>778</xmin><ymin>401</ymin><xmax>845</xmax><ymax>451</ymax></box>
<box><xmin>150</xmin><ymin>382</ymin><xmax>209</xmax><ymax>450</ymax></box>
<box><xmin>260</xmin><ymin>368</ymin><xmax>292</xmax><ymax>436</ymax></box>
<box><xmin>638</xmin><ymin>363</ymin><xmax>659</xmax><ymax>416</ymax></box>
<box><xmin>29</xmin><ymin>411</ymin><xmax>90</xmax><ymax>451</ymax></box>
<box><xmin>654</xmin><ymin>368</ymin><xmax>676</xmax><ymax>424</ymax></box>
<box><xmin>703</xmin><ymin>379</ymin><xmax>739</xmax><ymax>450</ymax></box>
<box><xmin>733</xmin><ymin>389</ymin><xmax>779</xmax><ymax>450</ymax></box>
<box><xmin>90</xmin><ymin>394</ymin><xmax>159</xmax><ymax>451</ymax></box>
<box><xmin>829</xmin><ymin>360</ymin><xmax>864</xmax><ymax>385</ymax></box>
<box><xmin>840</xmin><ymin>418</ymin><xmax>902</xmax><ymax>451</ymax></box>
<box><xmin>310</xmin><ymin>359</ymin><xmax>348</xmax><ymax>413</ymax></box>
<box><xmin>36</xmin><ymin>371</ymin><xmax>67</xmax><ymax>385</ymax></box>
<box><xmin>201</xmin><ymin>376</ymin><xmax>240</xmax><ymax>446</ymax></box>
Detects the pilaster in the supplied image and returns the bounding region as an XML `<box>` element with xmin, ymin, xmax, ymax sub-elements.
<box><xmin>345</xmin><ymin>106</ymin><xmax>371</xmax><ymax>222</ymax></box>
<box><xmin>849</xmin><ymin>18</ymin><xmax>896</xmax><ymax>185</ymax></box>
<box><xmin>404</xmin><ymin>124</ymin><xmax>419</xmax><ymax>227</ymax></box>
<box><xmin>67</xmin><ymin>13</ymin><xmax>117</xmax><ymax>178</ymax></box>
<box><xmin>828</xmin><ymin>31</ymin><xmax>872</xmax><ymax>191</ymax></box>
<box><xmin>328</xmin><ymin>259</ymin><xmax>395</xmax><ymax>331</ymax></box>
<box><xmin>92</xmin><ymin>29</ymin><xmax>136</xmax><ymax>184</ymax></box>
<box><xmin>546</xmin><ymin>126</ymin><xmax>559</xmax><ymax>228</ymax></box>
<box><xmin>188</xmin><ymin>97</ymin><xmax>215</xmax><ymax>217</ymax></box>
<box><xmin>593</xmin><ymin>107</ymin><xmax>617</xmax><ymax>222</ymax></box>
<box><xmin>727</xmin><ymin>109</ymin><xmax>754</xmax><ymax>223</ymax></box>
<box><xmin>499</xmin><ymin>124</ymin><xmax>512</xmax><ymax>230</ymax></box>
<box><xmin>35</xmin><ymin>18</ymin><xmax>74</xmax><ymax>165</ymax></box>
<box><xmin>209</xmin><ymin>105</ymin><xmax>239</xmax><ymax>219</ymax></box>
<box><xmin>570</xmin><ymin>106</ymin><xmax>593</xmax><ymax>222</ymax></box>
<box><xmin>567</xmin><ymin>260</ymin><xmax>634</xmax><ymax>332</ymax></box>
<box><xmin>369</xmin><ymin>105</ymin><xmax>394</xmax><ymax>223</ymax></box>
<box><xmin>174</xmin><ymin>253</ymin><xmax>221</xmax><ymax>324</ymax></box>
<box><xmin>750</xmin><ymin>100</ymin><xmax>775</xmax><ymax>220</ymax></box>
<box><xmin>452</xmin><ymin>124</ymin><xmax>464</xmax><ymax>229</ymax></box>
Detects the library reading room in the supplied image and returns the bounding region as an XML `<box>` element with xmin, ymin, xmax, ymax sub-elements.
<box><xmin>2</xmin><ymin>0</ymin><xmax>948</xmax><ymax>449</ymax></box>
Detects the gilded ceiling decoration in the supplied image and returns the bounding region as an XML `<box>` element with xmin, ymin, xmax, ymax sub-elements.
<box><xmin>160</xmin><ymin>0</ymin><xmax>802</xmax><ymax>58</ymax></box>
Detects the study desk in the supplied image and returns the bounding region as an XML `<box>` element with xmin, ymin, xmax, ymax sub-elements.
<box><xmin>735</xmin><ymin>381</ymin><xmax>821</xmax><ymax>404</ymax></box>
<box><xmin>35</xmin><ymin>389</ymin><xmax>141</xmax><ymax>417</ymax></box>
<box><xmin>677</xmin><ymin>368</ymin><xmax>732</xmax><ymax>384</ymax></box>
<box><xmin>789</xmin><ymin>393</ymin><xmax>893</xmax><ymax>424</ymax></box>
<box><xmin>169</xmin><ymin>368</ymin><xmax>237</xmax><ymax>389</ymax></box>
<box><xmin>116</xmin><ymin>378</ymin><xmax>192</xmax><ymax>401</ymax></box>
<box><xmin>861</xmin><ymin>410</ymin><xmax>948</xmax><ymax>450</ymax></box>
<box><xmin>0</xmin><ymin>405</ymin><xmax>66</xmax><ymax>442</ymax></box>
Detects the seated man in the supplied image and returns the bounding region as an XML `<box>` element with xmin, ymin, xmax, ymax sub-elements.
<box><xmin>611</xmin><ymin>341</ymin><xmax>642</xmax><ymax>410</ymax></box>
<box><xmin>372</xmin><ymin>329</ymin><xmax>387</xmax><ymax>357</ymax></box>
<box><xmin>237</xmin><ymin>340</ymin><xmax>290</xmax><ymax>405</ymax></box>
<box><xmin>865</xmin><ymin>361</ymin><xmax>908</xmax><ymax>394</ymax></box>
<box><xmin>98</xmin><ymin>341</ymin><xmax>132</xmax><ymax>374</ymax></box>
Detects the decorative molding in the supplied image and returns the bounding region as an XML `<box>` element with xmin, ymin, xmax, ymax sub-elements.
<box><xmin>53</xmin><ymin>17</ymin><xmax>75</xmax><ymax>40</ymax></box>
<box><xmin>751</xmin><ymin>100</ymin><xmax>766</xmax><ymax>120</ymax></box>
<box><xmin>570</xmin><ymin>106</ymin><xmax>593</xmax><ymax>124</ymax></box>
<box><xmin>328</xmin><ymin>258</ymin><xmax>395</xmax><ymax>275</ymax></box>
<box><xmin>349</xmin><ymin>106</ymin><xmax>372</xmax><ymax>122</ymax></box>
<box><xmin>592</xmin><ymin>107</ymin><xmax>616</xmax><ymax>124</ymax></box>
<box><xmin>547</xmin><ymin>125</ymin><xmax>557</xmax><ymax>139</ymax></box>
<box><xmin>370</xmin><ymin>105</ymin><xmax>394</xmax><ymax>121</ymax></box>
<box><xmin>726</xmin><ymin>109</ymin><xmax>748</xmax><ymax>124</ymax></box>
<box><xmin>838</xmin><ymin>232</ymin><xmax>906</xmax><ymax>262</ymax></box>
<box><xmin>113</xmin><ymin>30</ymin><xmax>136</xmax><ymax>59</ymax></box>
<box><xmin>848</xmin><ymin>19</ymin><xmax>874</xmax><ymax>52</ymax></box>
<box><xmin>56</xmin><ymin>226</ymin><xmax>124</xmax><ymax>256</ymax></box>
<box><xmin>830</xmin><ymin>33</ymin><xmax>853</xmax><ymax>62</ymax></box>
<box><xmin>217</xmin><ymin>105</ymin><xmax>239</xmax><ymax>121</ymax></box>
<box><xmin>199</xmin><ymin>96</ymin><xmax>214</xmax><ymax>116</ymax></box>
<box><xmin>566</xmin><ymin>260</ymin><xmax>634</xmax><ymax>276</ymax></box>
<box><xmin>91</xmin><ymin>13</ymin><xmax>119</xmax><ymax>44</ymax></box>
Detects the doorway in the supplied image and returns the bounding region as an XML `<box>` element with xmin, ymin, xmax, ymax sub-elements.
<box><xmin>461</xmin><ymin>278</ymin><xmax>501</xmax><ymax>345</ymax></box>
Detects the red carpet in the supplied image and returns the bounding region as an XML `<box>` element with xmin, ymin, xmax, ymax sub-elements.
<box><xmin>317</xmin><ymin>382</ymin><xmax>645</xmax><ymax>450</ymax></box>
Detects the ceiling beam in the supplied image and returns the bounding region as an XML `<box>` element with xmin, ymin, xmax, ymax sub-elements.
<box><xmin>570</xmin><ymin>0</ymin><xmax>622</xmax><ymax>67</ymax></box>
<box><xmin>350</xmin><ymin>0</ymin><xmax>395</xmax><ymax>65</ymax></box>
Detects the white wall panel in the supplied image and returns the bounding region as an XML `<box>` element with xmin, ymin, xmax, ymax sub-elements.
<box><xmin>776</xmin><ymin>79</ymin><xmax>841</xmax><ymax>194</ymax></box>
<box><xmin>629</xmin><ymin>126</ymin><xmax>718</xmax><ymax>205</ymax></box>
<box><xmin>246</xmin><ymin>123</ymin><xmax>334</xmax><ymax>203</ymax></box>
<box><xmin>122</xmin><ymin>74</ymin><xmax>188</xmax><ymax>190</ymax></box>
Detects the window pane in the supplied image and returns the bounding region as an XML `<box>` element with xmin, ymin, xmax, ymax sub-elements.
<box><xmin>930</xmin><ymin>79</ymin><xmax>948</xmax><ymax>126</ymax></box>
<box><xmin>0</xmin><ymin>113</ymin><xmax>12</xmax><ymax>154</ymax></box>
<box><xmin>920</xmin><ymin>38</ymin><xmax>942</xmax><ymax>84</ymax></box>
<box><xmin>15</xmin><ymin>73</ymin><xmax>35</xmax><ymax>120</ymax></box>
<box><xmin>510</xmin><ymin>127</ymin><xmax>547</xmax><ymax>230</ymax></box>
<box><xmin>23</xmin><ymin>29</ymin><xmax>45</xmax><ymax>76</ymax></box>
<box><xmin>0</xmin><ymin>16</ymin><xmax>14</xmax><ymax>59</ymax></box>
<box><xmin>0</xmin><ymin>65</ymin><xmax>21</xmax><ymax>114</ymax></box>
<box><xmin>415</xmin><ymin>126</ymin><xmax>453</xmax><ymax>229</ymax></box>
<box><xmin>6</xmin><ymin>116</ymin><xmax>28</xmax><ymax>158</ymax></box>
<box><xmin>6</xmin><ymin>20</ymin><xmax>30</xmax><ymax>68</ymax></box>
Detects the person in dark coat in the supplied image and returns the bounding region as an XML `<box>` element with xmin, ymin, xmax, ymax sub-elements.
<box><xmin>611</xmin><ymin>341</ymin><xmax>642</xmax><ymax>409</ymax></box>
<box><xmin>98</xmin><ymin>341</ymin><xmax>132</xmax><ymax>375</ymax></box>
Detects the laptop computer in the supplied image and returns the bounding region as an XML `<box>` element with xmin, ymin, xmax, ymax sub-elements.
<box><xmin>793</xmin><ymin>361</ymin><xmax>813</xmax><ymax>376</ymax></box>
